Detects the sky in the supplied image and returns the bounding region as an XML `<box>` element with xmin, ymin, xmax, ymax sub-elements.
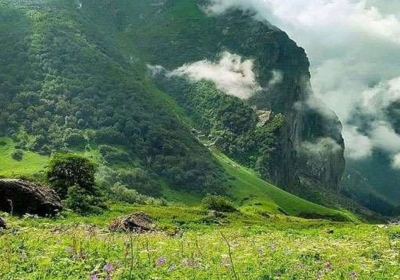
<box><xmin>206</xmin><ymin>0</ymin><xmax>400</xmax><ymax>167</ymax></box>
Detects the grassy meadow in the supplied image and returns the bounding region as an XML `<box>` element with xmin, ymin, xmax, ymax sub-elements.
<box><xmin>1</xmin><ymin>205</ymin><xmax>400</xmax><ymax>280</ymax></box>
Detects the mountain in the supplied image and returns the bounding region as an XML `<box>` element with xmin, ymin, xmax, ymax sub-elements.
<box><xmin>0</xmin><ymin>0</ymin><xmax>378</xmax><ymax>219</ymax></box>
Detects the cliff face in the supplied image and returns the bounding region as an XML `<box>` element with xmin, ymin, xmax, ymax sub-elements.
<box><xmin>109</xmin><ymin>0</ymin><xmax>347</xmax><ymax>193</ymax></box>
<box><xmin>216</xmin><ymin>10</ymin><xmax>346</xmax><ymax>192</ymax></box>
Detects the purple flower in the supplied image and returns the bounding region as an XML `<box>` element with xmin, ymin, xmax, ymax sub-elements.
<box><xmin>104</xmin><ymin>263</ymin><xmax>114</xmax><ymax>272</ymax></box>
<box><xmin>350</xmin><ymin>272</ymin><xmax>358</xmax><ymax>279</ymax></box>
<box><xmin>324</xmin><ymin>262</ymin><xmax>331</xmax><ymax>270</ymax></box>
<box><xmin>105</xmin><ymin>276</ymin><xmax>111</xmax><ymax>280</ymax></box>
<box><xmin>90</xmin><ymin>274</ymin><xmax>99</xmax><ymax>280</ymax></box>
<box><xmin>156</xmin><ymin>256</ymin><xmax>166</xmax><ymax>266</ymax></box>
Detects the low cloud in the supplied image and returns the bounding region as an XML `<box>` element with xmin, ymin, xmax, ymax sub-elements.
<box><xmin>299</xmin><ymin>137</ymin><xmax>343</xmax><ymax>157</ymax></box>
<box><xmin>268</xmin><ymin>70</ymin><xmax>283</xmax><ymax>88</ymax></box>
<box><xmin>169</xmin><ymin>52</ymin><xmax>261</xmax><ymax>99</ymax></box>
<box><xmin>391</xmin><ymin>153</ymin><xmax>400</xmax><ymax>170</ymax></box>
<box><xmin>342</xmin><ymin>126</ymin><xmax>373</xmax><ymax>160</ymax></box>
<box><xmin>205</xmin><ymin>0</ymin><xmax>400</xmax><ymax>161</ymax></box>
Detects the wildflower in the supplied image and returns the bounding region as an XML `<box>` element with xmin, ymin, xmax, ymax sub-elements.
<box><xmin>105</xmin><ymin>277</ymin><xmax>111</xmax><ymax>280</ymax></box>
<box><xmin>169</xmin><ymin>264</ymin><xmax>177</xmax><ymax>271</ymax></box>
<box><xmin>324</xmin><ymin>262</ymin><xmax>331</xmax><ymax>270</ymax></box>
<box><xmin>156</xmin><ymin>256</ymin><xmax>166</xmax><ymax>266</ymax></box>
<box><xmin>104</xmin><ymin>263</ymin><xmax>114</xmax><ymax>272</ymax></box>
<box><xmin>350</xmin><ymin>272</ymin><xmax>358</xmax><ymax>279</ymax></box>
<box><xmin>258</xmin><ymin>247</ymin><xmax>266</xmax><ymax>255</ymax></box>
<box><xmin>66</xmin><ymin>246</ymin><xmax>73</xmax><ymax>254</ymax></box>
<box><xmin>90</xmin><ymin>274</ymin><xmax>99</xmax><ymax>280</ymax></box>
<box><xmin>181</xmin><ymin>258</ymin><xmax>195</xmax><ymax>267</ymax></box>
<box><xmin>20</xmin><ymin>252</ymin><xmax>28</xmax><ymax>260</ymax></box>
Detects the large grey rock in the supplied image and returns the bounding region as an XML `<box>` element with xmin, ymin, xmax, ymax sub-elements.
<box><xmin>0</xmin><ymin>217</ymin><xmax>6</xmax><ymax>229</ymax></box>
<box><xmin>109</xmin><ymin>212</ymin><xmax>156</xmax><ymax>232</ymax></box>
<box><xmin>0</xmin><ymin>179</ymin><xmax>62</xmax><ymax>216</ymax></box>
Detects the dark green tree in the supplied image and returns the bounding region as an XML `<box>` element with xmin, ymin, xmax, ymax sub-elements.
<box><xmin>46</xmin><ymin>153</ymin><xmax>97</xmax><ymax>199</ymax></box>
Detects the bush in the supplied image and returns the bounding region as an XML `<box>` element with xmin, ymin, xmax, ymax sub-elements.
<box><xmin>11</xmin><ymin>149</ymin><xmax>23</xmax><ymax>161</ymax></box>
<box><xmin>109</xmin><ymin>182</ymin><xmax>168</xmax><ymax>206</ymax></box>
<box><xmin>65</xmin><ymin>185</ymin><xmax>106</xmax><ymax>215</ymax></box>
<box><xmin>47</xmin><ymin>153</ymin><xmax>97</xmax><ymax>199</ymax></box>
<box><xmin>117</xmin><ymin>169</ymin><xmax>162</xmax><ymax>197</ymax></box>
<box><xmin>99</xmin><ymin>145</ymin><xmax>130</xmax><ymax>164</ymax></box>
<box><xmin>64</xmin><ymin>132</ymin><xmax>86</xmax><ymax>148</ymax></box>
<box><xmin>47</xmin><ymin>153</ymin><xmax>106</xmax><ymax>214</ymax></box>
<box><xmin>109</xmin><ymin>183</ymin><xmax>146</xmax><ymax>204</ymax></box>
<box><xmin>201</xmin><ymin>194</ymin><xmax>237</xmax><ymax>212</ymax></box>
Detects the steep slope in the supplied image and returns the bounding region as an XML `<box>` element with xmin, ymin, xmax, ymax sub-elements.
<box><xmin>0</xmin><ymin>0</ymin><xmax>228</xmax><ymax>195</ymax></box>
<box><xmin>107</xmin><ymin>0</ymin><xmax>345</xmax><ymax>194</ymax></box>
<box><xmin>0</xmin><ymin>0</ymin><xmax>358</xmax><ymax>217</ymax></box>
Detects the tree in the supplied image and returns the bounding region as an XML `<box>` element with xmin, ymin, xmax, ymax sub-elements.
<box><xmin>46</xmin><ymin>153</ymin><xmax>96</xmax><ymax>199</ymax></box>
<box><xmin>47</xmin><ymin>153</ymin><xmax>106</xmax><ymax>214</ymax></box>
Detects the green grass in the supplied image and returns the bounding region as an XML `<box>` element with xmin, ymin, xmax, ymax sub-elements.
<box><xmin>0</xmin><ymin>136</ymin><xmax>355</xmax><ymax>221</ymax></box>
<box><xmin>0</xmin><ymin>205</ymin><xmax>399</xmax><ymax>279</ymax></box>
<box><xmin>212</xmin><ymin>149</ymin><xmax>357</xmax><ymax>221</ymax></box>
<box><xmin>0</xmin><ymin>137</ymin><xmax>49</xmax><ymax>178</ymax></box>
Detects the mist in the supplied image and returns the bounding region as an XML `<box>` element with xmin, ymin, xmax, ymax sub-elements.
<box><xmin>169</xmin><ymin>52</ymin><xmax>262</xmax><ymax>99</ymax></box>
<box><xmin>207</xmin><ymin>0</ymin><xmax>400</xmax><ymax>166</ymax></box>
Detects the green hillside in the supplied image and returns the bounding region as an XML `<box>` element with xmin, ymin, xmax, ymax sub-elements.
<box><xmin>0</xmin><ymin>0</ymin><xmax>368</xmax><ymax>222</ymax></box>
<box><xmin>0</xmin><ymin>134</ymin><xmax>355</xmax><ymax>221</ymax></box>
<box><xmin>3</xmin><ymin>1</ymin><xmax>400</xmax><ymax>280</ymax></box>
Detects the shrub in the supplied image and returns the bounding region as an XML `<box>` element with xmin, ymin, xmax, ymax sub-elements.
<box><xmin>109</xmin><ymin>182</ymin><xmax>168</xmax><ymax>206</ymax></box>
<box><xmin>201</xmin><ymin>194</ymin><xmax>237</xmax><ymax>212</ymax></box>
<box><xmin>11</xmin><ymin>149</ymin><xmax>23</xmax><ymax>161</ymax></box>
<box><xmin>99</xmin><ymin>145</ymin><xmax>130</xmax><ymax>164</ymax></box>
<box><xmin>47</xmin><ymin>153</ymin><xmax>106</xmax><ymax>214</ymax></box>
<box><xmin>64</xmin><ymin>132</ymin><xmax>86</xmax><ymax>148</ymax></box>
<box><xmin>109</xmin><ymin>183</ymin><xmax>146</xmax><ymax>204</ymax></box>
<box><xmin>117</xmin><ymin>169</ymin><xmax>162</xmax><ymax>197</ymax></box>
<box><xmin>46</xmin><ymin>153</ymin><xmax>96</xmax><ymax>199</ymax></box>
<box><xmin>64</xmin><ymin>185</ymin><xmax>105</xmax><ymax>215</ymax></box>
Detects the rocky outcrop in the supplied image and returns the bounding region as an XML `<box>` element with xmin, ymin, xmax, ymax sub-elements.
<box><xmin>0</xmin><ymin>179</ymin><xmax>62</xmax><ymax>216</ymax></box>
<box><xmin>214</xmin><ymin>10</ymin><xmax>346</xmax><ymax>192</ymax></box>
<box><xmin>109</xmin><ymin>212</ymin><xmax>156</xmax><ymax>232</ymax></box>
<box><xmin>0</xmin><ymin>217</ymin><xmax>6</xmax><ymax>229</ymax></box>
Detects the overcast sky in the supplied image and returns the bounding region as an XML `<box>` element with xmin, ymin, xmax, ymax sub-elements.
<box><xmin>208</xmin><ymin>0</ymin><xmax>400</xmax><ymax>166</ymax></box>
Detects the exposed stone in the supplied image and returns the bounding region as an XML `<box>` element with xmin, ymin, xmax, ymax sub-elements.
<box><xmin>109</xmin><ymin>212</ymin><xmax>156</xmax><ymax>232</ymax></box>
<box><xmin>0</xmin><ymin>179</ymin><xmax>62</xmax><ymax>216</ymax></box>
<box><xmin>0</xmin><ymin>217</ymin><xmax>6</xmax><ymax>229</ymax></box>
<box><xmin>208</xmin><ymin>210</ymin><xmax>226</xmax><ymax>218</ymax></box>
<box><xmin>256</xmin><ymin>110</ymin><xmax>272</xmax><ymax>127</ymax></box>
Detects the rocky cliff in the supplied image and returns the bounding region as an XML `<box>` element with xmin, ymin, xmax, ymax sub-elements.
<box><xmin>120</xmin><ymin>0</ymin><xmax>346</xmax><ymax>193</ymax></box>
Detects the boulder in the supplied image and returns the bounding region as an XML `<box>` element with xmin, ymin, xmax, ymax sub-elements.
<box><xmin>109</xmin><ymin>212</ymin><xmax>156</xmax><ymax>232</ymax></box>
<box><xmin>0</xmin><ymin>217</ymin><xmax>6</xmax><ymax>229</ymax></box>
<box><xmin>0</xmin><ymin>179</ymin><xmax>62</xmax><ymax>216</ymax></box>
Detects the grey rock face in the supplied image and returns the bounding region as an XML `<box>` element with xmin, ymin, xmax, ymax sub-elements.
<box><xmin>0</xmin><ymin>179</ymin><xmax>62</xmax><ymax>216</ymax></box>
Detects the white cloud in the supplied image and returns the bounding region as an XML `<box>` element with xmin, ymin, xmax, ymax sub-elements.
<box><xmin>391</xmin><ymin>153</ymin><xmax>400</xmax><ymax>170</ymax></box>
<box><xmin>169</xmin><ymin>52</ymin><xmax>261</xmax><ymax>99</ymax></box>
<box><xmin>342</xmin><ymin>126</ymin><xmax>373</xmax><ymax>160</ymax></box>
<box><xmin>369</xmin><ymin>121</ymin><xmax>400</xmax><ymax>153</ymax></box>
<box><xmin>206</xmin><ymin>0</ymin><xmax>400</xmax><ymax>160</ymax></box>
<box><xmin>299</xmin><ymin>137</ymin><xmax>343</xmax><ymax>157</ymax></box>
